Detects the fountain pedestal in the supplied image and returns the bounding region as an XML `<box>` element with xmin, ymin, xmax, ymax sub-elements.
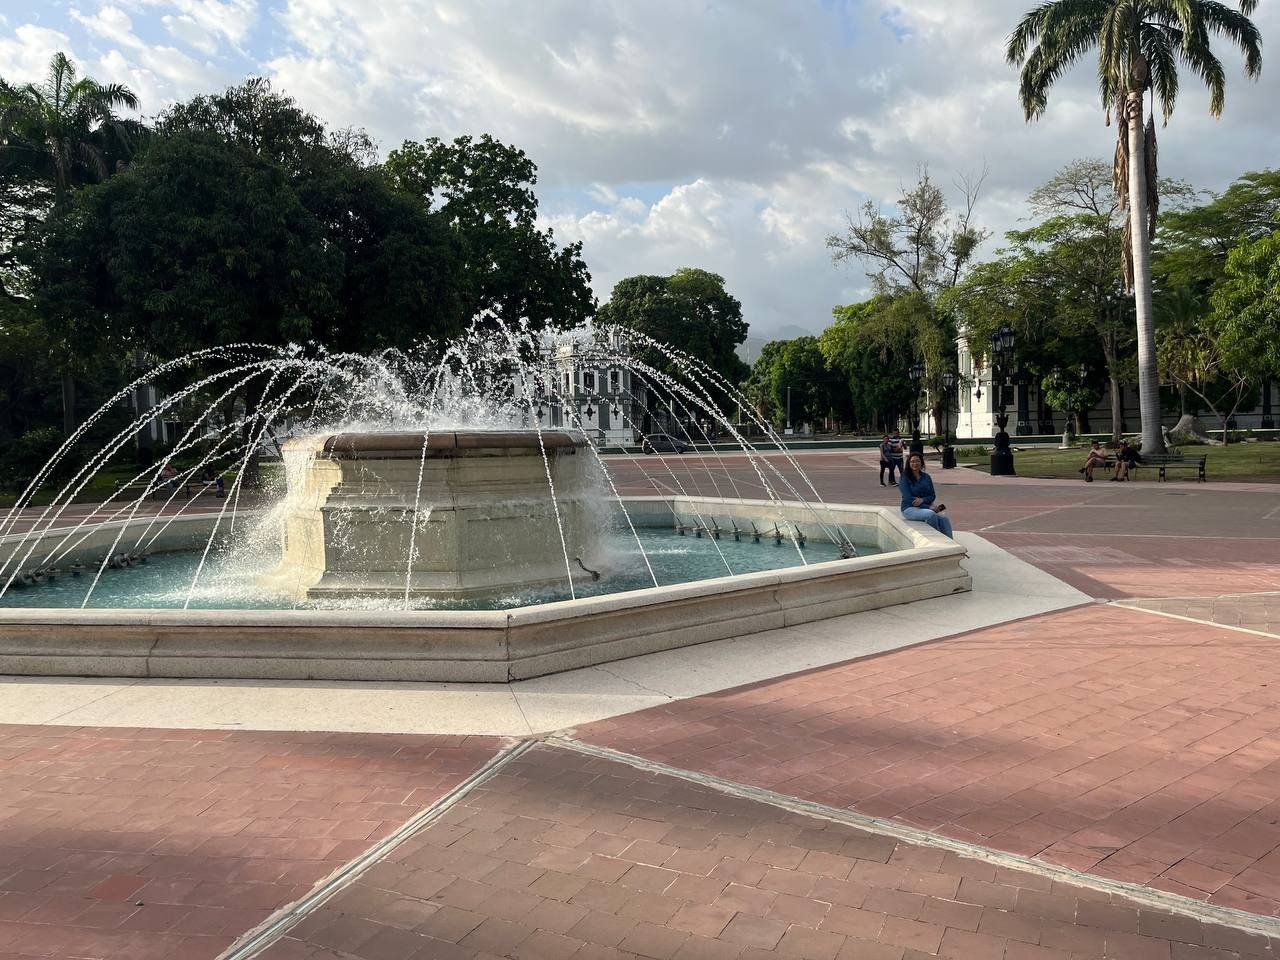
<box><xmin>276</xmin><ymin>431</ymin><xmax>598</xmax><ymax>599</ymax></box>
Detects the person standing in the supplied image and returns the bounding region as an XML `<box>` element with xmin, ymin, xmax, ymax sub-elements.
<box><xmin>898</xmin><ymin>452</ymin><xmax>953</xmax><ymax>538</ymax></box>
<box><xmin>890</xmin><ymin>432</ymin><xmax>905</xmax><ymax>481</ymax></box>
<box><xmin>878</xmin><ymin>435</ymin><xmax>897</xmax><ymax>486</ymax></box>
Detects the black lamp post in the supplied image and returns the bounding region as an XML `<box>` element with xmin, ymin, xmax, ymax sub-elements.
<box><xmin>989</xmin><ymin>324</ymin><xmax>1016</xmax><ymax>476</ymax></box>
<box><xmin>908</xmin><ymin>361</ymin><xmax>926</xmax><ymax>455</ymax></box>
<box><xmin>941</xmin><ymin>370</ymin><xmax>957</xmax><ymax>469</ymax></box>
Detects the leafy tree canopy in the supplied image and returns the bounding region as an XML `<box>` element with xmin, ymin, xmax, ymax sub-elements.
<box><xmin>1210</xmin><ymin>230</ymin><xmax>1280</xmax><ymax>381</ymax></box>
<box><xmin>384</xmin><ymin>135</ymin><xmax>595</xmax><ymax>329</ymax></box>
<box><xmin>826</xmin><ymin>170</ymin><xmax>984</xmax><ymax>383</ymax></box>
<box><xmin>819</xmin><ymin>299</ymin><xmax>915</xmax><ymax>432</ymax></box>
<box><xmin>1157</xmin><ymin>169</ymin><xmax>1280</xmax><ymax>290</ymax></box>
<box><xmin>36</xmin><ymin>131</ymin><xmax>340</xmax><ymax>355</ymax></box>
<box><xmin>596</xmin><ymin>268</ymin><xmax>749</xmax><ymax>390</ymax></box>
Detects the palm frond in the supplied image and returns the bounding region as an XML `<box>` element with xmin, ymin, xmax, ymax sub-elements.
<box><xmin>93</xmin><ymin>83</ymin><xmax>140</xmax><ymax>112</ymax></box>
<box><xmin>1007</xmin><ymin>1</ymin><xmax>1058</xmax><ymax>64</ymax></box>
<box><xmin>1197</xmin><ymin>1</ymin><xmax>1263</xmax><ymax>77</ymax></box>
<box><xmin>1015</xmin><ymin>3</ymin><xmax>1110</xmax><ymax>119</ymax></box>
<box><xmin>1142</xmin><ymin>23</ymin><xmax>1181</xmax><ymax>121</ymax></box>
<box><xmin>1179</xmin><ymin>21</ymin><xmax>1228</xmax><ymax>115</ymax></box>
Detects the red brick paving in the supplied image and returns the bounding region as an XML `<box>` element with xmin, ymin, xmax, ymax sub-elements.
<box><xmin>259</xmin><ymin>743</ymin><xmax>1280</xmax><ymax>959</ymax></box>
<box><xmin>0</xmin><ymin>725</ymin><xmax>501</xmax><ymax>959</ymax></box>
<box><xmin>579</xmin><ymin>604</ymin><xmax>1280</xmax><ymax>917</ymax></box>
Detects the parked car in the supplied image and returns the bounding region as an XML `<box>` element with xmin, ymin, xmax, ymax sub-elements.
<box><xmin>641</xmin><ymin>433</ymin><xmax>693</xmax><ymax>454</ymax></box>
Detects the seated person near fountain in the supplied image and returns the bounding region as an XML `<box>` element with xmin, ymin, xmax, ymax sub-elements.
<box><xmin>1080</xmin><ymin>440</ymin><xmax>1107</xmax><ymax>482</ymax></box>
<box><xmin>200</xmin><ymin>467</ymin><xmax>225</xmax><ymax>498</ymax></box>
<box><xmin>160</xmin><ymin>462</ymin><xmax>188</xmax><ymax>495</ymax></box>
<box><xmin>898</xmin><ymin>452</ymin><xmax>953</xmax><ymax>539</ymax></box>
<box><xmin>1112</xmin><ymin>440</ymin><xmax>1141</xmax><ymax>481</ymax></box>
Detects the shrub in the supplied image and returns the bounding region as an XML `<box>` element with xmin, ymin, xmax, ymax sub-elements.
<box><xmin>0</xmin><ymin>426</ymin><xmax>69</xmax><ymax>492</ymax></box>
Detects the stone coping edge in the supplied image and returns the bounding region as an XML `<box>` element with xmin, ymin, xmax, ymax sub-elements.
<box><xmin>0</xmin><ymin>499</ymin><xmax>969</xmax><ymax>682</ymax></box>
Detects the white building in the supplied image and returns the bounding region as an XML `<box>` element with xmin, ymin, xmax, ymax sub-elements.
<box><xmin>533</xmin><ymin>334</ymin><xmax>648</xmax><ymax>446</ymax></box>
<box><xmin>943</xmin><ymin>335</ymin><xmax>1277</xmax><ymax>440</ymax></box>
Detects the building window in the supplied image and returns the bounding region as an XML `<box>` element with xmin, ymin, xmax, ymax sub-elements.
<box><xmin>583</xmin><ymin>371</ymin><xmax>596</xmax><ymax>393</ymax></box>
<box><xmin>609</xmin><ymin>369</ymin><xmax>620</xmax><ymax>393</ymax></box>
<box><xmin>563</xmin><ymin>372</ymin><xmax>570</xmax><ymax>395</ymax></box>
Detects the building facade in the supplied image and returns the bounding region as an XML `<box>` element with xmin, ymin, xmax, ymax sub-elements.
<box><xmin>534</xmin><ymin>336</ymin><xmax>648</xmax><ymax>446</ymax></box>
<box><xmin>940</xmin><ymin>336</ymin><xmax>1277</xmax><ymax>440</ymax></box>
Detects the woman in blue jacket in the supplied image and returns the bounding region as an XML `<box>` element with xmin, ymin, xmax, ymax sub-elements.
<box><xmin>898</xmin><ymin>452</ymin><xmax>953</xmax><ymax>538</ymax></box>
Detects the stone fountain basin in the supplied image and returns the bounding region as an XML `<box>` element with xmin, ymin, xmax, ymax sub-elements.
<box><xmin>0</xmin><ymin>497</ymin><xmax>969</xmax><ymax>682</ymax></box>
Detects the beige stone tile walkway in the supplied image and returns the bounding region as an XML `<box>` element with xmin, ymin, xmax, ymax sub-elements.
<box><xmin>1120</xmin><ymin>595</ymin><xmax>1280</xmax><ymax>638</ymax></box>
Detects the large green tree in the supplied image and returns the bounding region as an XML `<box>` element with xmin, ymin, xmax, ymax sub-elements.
<box><xmin>766</xmin><ymin>337</ymin><xmax>839</xmax><ymax>431</ymax></box>
<box><xmin>596</xmin><ymin>268</ymin><xmax>749</xmax><ymax>393</ymax></box>
<box><xmin>819</xmin><ymin>299</ymin><xmax>915</xmax><ymax>433</ymax></box>
<box><xmin>384</xmin><ymin>135</ymin><xmax>595</xmax><ymax>329</ymax></box>
<box><xmin>1210</xmin><ymin>230</ymin><xmax>1280</xmax><ymax>382</ymax></box>
<box><xmin>1158</xmin><ymin>287</ymin><xmax>1258</xmax><ymax>440</ymax></box>
<box><xmin>1007</xmin><ymin>0</ymin><xmax>1264</xmax><ymax>454</ymax></box>
<box><xmin>0</xmin><ymin>52</ymin><xmax>141</xmax><ymax>433</ymax></box>
<box><xmin>943</xmin><ymin>160</ymin><xmax>1168</xmax><ymax>439</ymax></box>
<box><xmin>39</xmin><ymin>79</ymin><xmax>472</xmax><ymax>358</ymax></box>
<box><xmin>36</xmin><ymin>131</ymin><xmax>340</xmax><ymax>356</ymax></box>
<box><xmin>826</xmin><ymin>171</ymin><xmax>984</xmax><ymax>379</ymax></box>
<box><xmin>1157</xmin><ymin>169</ymin><xmax>1280</xmax><ymax>290</ymax></box>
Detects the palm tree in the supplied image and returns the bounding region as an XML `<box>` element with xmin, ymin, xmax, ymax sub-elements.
<box><xmin>0</xmin><ymin>52</ymin><xmax>140</xmax><ymax>433</ymax></box>
<box><xmin>1006</xmin><ymin>1</ymin><xmax>1262</xmax><ymax>454</ymax></box>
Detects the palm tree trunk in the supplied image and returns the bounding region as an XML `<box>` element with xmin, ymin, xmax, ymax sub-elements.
<box><xmin>1126</xmin><ymin>94</ymin><xmax>1165</xmax><ymax>454</ymax></box>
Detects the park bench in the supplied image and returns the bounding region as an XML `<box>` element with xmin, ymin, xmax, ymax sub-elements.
<box><xmin>1142</xmin><ymin>452</ymin><xmax>1208</xmax><ymax>482</ymax></box>
<box><xmin>1100</xmin><ymin>452</ymin><xmax>1207</xmax><ymax>482</ymax></box>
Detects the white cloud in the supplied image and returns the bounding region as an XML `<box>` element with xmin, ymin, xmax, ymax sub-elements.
<box><xmin>162</xmin><ymin>14</ymin><xmax>218</xmax><ymax>55</ymax></box>
<box><xmin>64</xmin><ymin>2</ymin><xmax>230</xmax><ymax>110</ymax></box>
<box><xmin>0</xmin><ymin>24</ymin><xmax>78</xmax><ymax>82</ymax></box>
<box><xmin>119</xmin><ymin>0</ymin><xmax>258</xmax><ymax>48</ymax></box>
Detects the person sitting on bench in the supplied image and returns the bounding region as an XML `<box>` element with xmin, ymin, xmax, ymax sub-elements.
<box><xmin>1080</xmin><ymin>441</ymin><xmax>1107</xmax><ymax>482</ymax></box>
<box><xmin>1112</xmin><ymin>440</ymin><xmax>1141</xmax><ymax>481</ymax></box>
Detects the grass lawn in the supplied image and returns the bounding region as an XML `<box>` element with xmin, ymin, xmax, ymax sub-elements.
<box><xmin>958</xmin><ymin>442</ymin><xmax>1280</xmax><ymax>482</ymax></box>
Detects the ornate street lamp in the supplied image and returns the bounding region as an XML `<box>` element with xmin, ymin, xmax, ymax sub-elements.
<box><xmin>908</xmin><ymin>361</ymin><xmax>926</xmax><ymax>455</ymax></box>
<box><xmin>989</xmin><ymin>325</ymin><xmax>1016</xmax><ymax>475</ymax></box>
<box><xmin>941</xmin><ymin>370</ymin><xmax>957</xmax><ymax>468</ymax></box>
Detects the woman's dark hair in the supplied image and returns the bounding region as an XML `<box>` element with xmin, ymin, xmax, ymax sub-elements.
<box><xmin>907</xmin><ymin>452</ymin><xmax>925</xmax><ymax>477</ymax></box>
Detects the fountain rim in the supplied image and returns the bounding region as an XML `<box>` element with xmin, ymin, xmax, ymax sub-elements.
<box><xmin>0</xmin><ymin>499</ymin><xmax>970</xmax><ymax>682</ymax></box>
<box><xmin>293</xmin><ymin>429</ymin><xmax>590</xmax><ymax>459</ymax></box>
<box><xmin>0</xmin><ymin>499</ymin><xmax>957</xmax><ymax>622</ymax></box>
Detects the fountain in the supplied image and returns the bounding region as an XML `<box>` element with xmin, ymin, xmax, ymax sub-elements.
<box><xmin>274</xmin><ymin>430</ymin><xmax>600</xmax><ymax>599</ymax></box>
<box><xmin>0</xmin><ymin>322</ymin><xmax>970</xmax><ymax>681</ymax></box>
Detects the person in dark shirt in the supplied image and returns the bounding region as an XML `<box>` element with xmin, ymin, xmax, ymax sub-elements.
<box><xmin>898</xmin><ymin>452</ymin><xmax>954</xmax><ymax>538</ymax></box>
<box><xmin>1112</xmin><ymin>440</ymin><xmax>1141</xmax><ymax>481</ymax></box>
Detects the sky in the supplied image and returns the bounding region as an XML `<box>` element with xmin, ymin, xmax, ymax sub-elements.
<box><xmin>1</xmin><ymin>0</ymin><xmax>1277</xmax><ymax>344</ymax></box>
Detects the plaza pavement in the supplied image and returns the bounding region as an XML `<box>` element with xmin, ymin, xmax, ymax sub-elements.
<box><xmin>2</xmin><ymin>452</ymin><xmax>1280</xmax><ymax>958</ymax></box>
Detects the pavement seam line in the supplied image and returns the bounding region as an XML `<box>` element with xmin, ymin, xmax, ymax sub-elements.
<box><xmin>217</xmin><ymin>738</ymin><xmax>536</xmax><ymax>960</ymax></box>
<box><xmin>1110</xmin><ymin>601</ymin><xmax>1280</xmax><ymax>640</ymax></box>
<box><xmin>549</xmin><ymin>736</ymin><xmax>1280</xmax><ymax>938</ymax></box>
